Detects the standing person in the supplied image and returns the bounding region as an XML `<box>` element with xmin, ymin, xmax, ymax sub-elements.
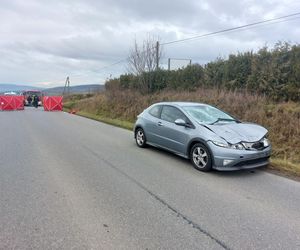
<box><xmin>27</xmin><ymin>95</ymin><xmax>32</xmax><ymax>106</ymax></box>
<box><xmin>33</xmin><ymin>95</ymin><xmax>39</xmax><ymax>108</ymax></box>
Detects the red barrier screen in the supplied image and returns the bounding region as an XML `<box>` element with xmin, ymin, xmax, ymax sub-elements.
<box><xmin>0</xmin><ymin>96</ymin><xmax>24</xmax><ymax>111</ymax></box>
<box><xmin>43</xmin><ymin>96</ymin><xmax>63</xmax><ymax>111</ymax></box>
<box><xmin>14</xmin><ymin>96</ymin><xmax>25</xmax><ymax>110</ymax></box>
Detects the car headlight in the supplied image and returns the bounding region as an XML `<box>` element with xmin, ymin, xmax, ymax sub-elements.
<box><xmin>229</xmin><ymin>143</ymin><xmax>244</xmax><ymax>150</ymax></box>
<box><xmin>212</xmin><ymin>141</ymin><xmax>228</xmax><ymax>148</ymax></box>
<box><xmin>262</xmin><ymin>137</ymin><xmax>270</xmax><ymax>147</ymax></box>
<box><xmin>212</xmin><ymin>141</ymin><xmax>245</xmax><ymax>150</ymax></box>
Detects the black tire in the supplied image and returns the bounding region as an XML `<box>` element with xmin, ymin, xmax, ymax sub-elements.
<box><xmin>190</xmin><ymin>143</ymin><xmax>212</xmax><ymax>172</ymax></box>
<box><xmin>135</xmin><ymin>128</ymin><xmax>147</xmax><ymax>148</ymax></box>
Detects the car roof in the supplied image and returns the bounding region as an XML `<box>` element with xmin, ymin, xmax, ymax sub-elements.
<box><xmin>153</xmin><ymin>102</ymin><xmax>208</xmax><ymax>107</ymax></box>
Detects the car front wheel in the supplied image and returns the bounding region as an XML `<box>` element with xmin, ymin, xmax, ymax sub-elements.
<box><xmin>135</xmin><ymin>128</ymin><xmax>147</xmax><ymax>148</ymax></box>
<box><xmin>190</xmin><ymin>143</ymin><xmax>212</xmax><ymax>172</ymax></box>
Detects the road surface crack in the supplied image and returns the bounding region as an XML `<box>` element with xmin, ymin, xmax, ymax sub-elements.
<box><xmin>84</xmin><ymin>145</ymin><xmax>230</xmax><ymax>250</ymax></box>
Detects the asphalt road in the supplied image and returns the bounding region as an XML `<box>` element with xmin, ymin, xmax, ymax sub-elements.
<box><xmin>1</xmin><ymin>107</ymin><xmax>300</xmax><ymax>250</ymax></box>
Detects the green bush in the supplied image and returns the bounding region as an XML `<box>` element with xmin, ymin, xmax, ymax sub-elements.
<box><xmin>106</xmin><ymin>42</ymin><xmax>300</xmax><ymax>101</ymax></box>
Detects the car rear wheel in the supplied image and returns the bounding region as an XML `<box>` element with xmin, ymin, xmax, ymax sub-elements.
<box><xmin>135</xmin><ymin>128</ymin><xmax>147</xmax><ymax>148</ymax></box>
<box><xmin>190</xmin><ymin>143</ymin><xmax>212</xmax><ymax>172</ymax></box>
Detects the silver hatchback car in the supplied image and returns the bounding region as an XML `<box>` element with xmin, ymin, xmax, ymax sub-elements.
<box><xmin>134</xmin><ymin>102</ymin><xmax>271</xmax><ymax>171</ymax></box>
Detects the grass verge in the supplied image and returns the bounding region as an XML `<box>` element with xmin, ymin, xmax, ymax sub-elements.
<box><xmin>269</xmin><ymin>159</ymin><xmax>300</xmax><ymax>180</ymax></box>
<box><xmin>64</xmin><ymin>108</ymin><xmax>134</xmax><ymax>130</ymax></box>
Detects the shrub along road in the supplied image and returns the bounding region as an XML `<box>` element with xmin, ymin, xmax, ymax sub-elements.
<box><xmin>1</xmin><ymin>108</ymin><xmax>300</xmax><ymax>249</ymax></box>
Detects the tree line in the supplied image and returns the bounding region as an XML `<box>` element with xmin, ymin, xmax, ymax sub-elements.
<box><xmin>105</xmin><ymin>42</ymin><xmax>300</xmax><ymax>101</ymax></box>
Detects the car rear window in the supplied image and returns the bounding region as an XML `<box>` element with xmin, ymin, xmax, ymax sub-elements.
<box><xmin>149</xmin><ymin>105</ymin><xmax>161</xmax><ymax>118</ymax></box>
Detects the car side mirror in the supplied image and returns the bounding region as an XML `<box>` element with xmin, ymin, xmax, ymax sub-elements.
<box><xmin>175</xmin><ymin>119</ymin><xmax>187</xmax><ymax>126</ymax></box>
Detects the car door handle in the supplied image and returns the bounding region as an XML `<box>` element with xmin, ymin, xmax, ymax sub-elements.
<box><xmin>158</xmin><ymin>121</ymin><xmax>163</xmax><ymax>126</ymax></box>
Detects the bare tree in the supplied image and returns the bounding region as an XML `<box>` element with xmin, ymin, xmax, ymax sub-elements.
<box><xmin>128</xmin><ymin>35</ymin><xmax>163</xmax><ymax>92</ymax></box>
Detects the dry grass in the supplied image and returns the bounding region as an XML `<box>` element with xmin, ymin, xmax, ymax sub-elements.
<box><xmin>66</xmin><ymin>87</ymin><xmax>300</xmax><ymax>175</ymax></box>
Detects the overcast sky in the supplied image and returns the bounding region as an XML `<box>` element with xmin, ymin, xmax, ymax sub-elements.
<box><xmin>0</xmin><ymin>0</ymin><xmax>300</xmax><ymax>87</ymax></box>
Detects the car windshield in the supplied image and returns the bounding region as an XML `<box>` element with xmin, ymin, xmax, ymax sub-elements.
<box><xmin>182</xmin><ymin>105</ymin><xmax>236</xmax><ymax>124</ymax></box>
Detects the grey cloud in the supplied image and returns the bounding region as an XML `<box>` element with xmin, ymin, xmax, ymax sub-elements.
<box><xmin>0</xmin><ymin>0</ymin><xmax>300</xmax><ymax>86</ymax></box>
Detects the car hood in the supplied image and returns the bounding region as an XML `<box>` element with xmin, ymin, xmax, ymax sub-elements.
<box><xmin>205</xmin><ymin>122</ymin><xmax>268</xmax><ymax>144</ymax></box>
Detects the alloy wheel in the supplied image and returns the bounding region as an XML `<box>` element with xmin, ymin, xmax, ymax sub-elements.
<box><xmin>136</xmin><ymin>129</ymin><xmax>146</xmax><ymax>147</ymax></box>
<box><xmin>190</xmin><ymin>143</ymin><xmax>212</xmax><ymax>171</ymax></box>
<box><xmin>192</xmin><ymin>146</ymin><xmax>208</xmax><ymax>169</ymax></box>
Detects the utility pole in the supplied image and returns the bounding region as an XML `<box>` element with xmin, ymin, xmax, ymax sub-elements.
<box><xmin>156</xmin><ymin>41</ymin><xmax>159</xmax><ymax>70</ymax></box>
<box><xmin>62</xmin><ymin>76</ymin><xmax>70</xmax><ymax>96</ymax></box>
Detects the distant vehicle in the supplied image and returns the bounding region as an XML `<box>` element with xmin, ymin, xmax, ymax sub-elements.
<box><xmin>134</xmin><ymin>102</ymin><xmax>271</xmax><ymax>171</ymax></box>
<box><xmin>22</xmin><ymin>90</ymin><xmax>43</xmax><ymax>106</ymax></box>
<box><xmin>4</xmin><ymin>91</ymin><xmax>18</xmax><ymax>95</ymax></box>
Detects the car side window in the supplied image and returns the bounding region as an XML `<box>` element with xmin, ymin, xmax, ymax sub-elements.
<box><xmin>149</xmin><ymin>105</ymin><xmax>161</xmax><ymax>118</ymax></box>
<box><xmin>161</xmin><ymin>106</ymin><xmax>187</xmax><ymax>123</ymax></box>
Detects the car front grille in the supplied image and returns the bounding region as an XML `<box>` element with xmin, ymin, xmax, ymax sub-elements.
<box><xmin>251</xmin><ymin>141</ymin><xmax>265</xmax><ymax>150</ymax></box>
<box><xmin>233</xmin><ymin>157</ymin><xmax>270</xmax><ymax>168</ymax></box>
<box><xmin>242</xmin><ymin>141</ymin><xmax>266</xmax><ymax>151</ymax></box>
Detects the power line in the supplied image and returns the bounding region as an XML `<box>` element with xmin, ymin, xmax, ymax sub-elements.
<box><xmin>39</xmin><ymin>59</ymin><xmax>128</xmax><ymax>85</ymax></box>
<box><xmin>161</xmin><ymin>12</ymin><xmax>300</xmax><ymax>45</ymax></box>
<box><xmin>179</xmin><ymin>16</ymin><xmax>300</xmax><ymax>38</ymax></box>
<box><xmin>96</xmin><ymin>58</ymin><xmax>127</xmax><ymax>72</ymax></box>
<box><xmin>88</xmin><ymin>12</ymin><xmax>300</xmax><ymax>72</ymax></box>
<box><xmin>40</xmin><ymin>12</ymin><xmax>300</xmax><ymax>84</ymax></box>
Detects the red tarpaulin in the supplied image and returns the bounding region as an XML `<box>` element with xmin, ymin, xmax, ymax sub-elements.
<box><xmin>43</xmin><ymin>96</ymin><xmax>63</xmax><ymax>111</ymax></box>
<box><xmin>14</xmin><ymin>96</ymin><xmax>24</xmax><ymax>110</ymax></box>
<box><xmin>0</xmin><ymin>96</ymin><xmax>24</xmax><ymax>111</ymax></box>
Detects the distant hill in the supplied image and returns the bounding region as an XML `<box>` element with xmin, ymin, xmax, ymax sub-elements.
<box><xmin>43</xmin><ymin>84</ymin><xmax>104</xmax><ymax>95</ymax></box>
<box><xmin>0</xmin><ymin>84</ymin><xmax>104</xmax><ymax>95</ymax></box>
<box><xmin>0</xmin><ymin>84</ymin><xmax>43</xmax><ymax>93</ymax></box>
